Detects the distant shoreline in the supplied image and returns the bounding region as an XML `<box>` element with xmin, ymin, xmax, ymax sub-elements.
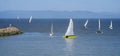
<box><xmin>0</xmin><ymin>11</ymin><xmax>120</xmax><ymax>18</ymax></box>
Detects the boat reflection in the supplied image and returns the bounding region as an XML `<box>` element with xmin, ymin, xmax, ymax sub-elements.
<box><xmin>64</xmin><ymin>39</ymin><xmax>74</xmax><ymax>56</ymax></box>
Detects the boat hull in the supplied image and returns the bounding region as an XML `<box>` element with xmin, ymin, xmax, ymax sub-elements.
<box><xmin>96</xmin><ymin>30</ymin><xmax>103</xmax><ymax>34</ymax></box>
<box><xmin>62</xmin><ymin>35</ymin><xmax>76</xmax><ymax>39</ymax></box>
<box><xmin>49</xmin><ymin>33</ymin><xmax>53</xmax><ymax>36</ymax></box>
<box><xmin>109</xmin><ymin>27</ymin><xmax>113</xmax><ymax>30</ymax></box>
<box><xmin>84</xmin><ymin>26</ymin><xmax>87</xmax><ymax>29</ymax></box>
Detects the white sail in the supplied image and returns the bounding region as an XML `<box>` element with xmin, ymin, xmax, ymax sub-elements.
<box><xmin>96</xmin><ymin>19</ymin><xmax>103</xmax><ymax>34</ymax></box>
<box><xmin>65</xmin><ymin>18</ymin><xmax>74</xmax><ymax>36</ymax></box>
<box><xmin>51</xmin><ymin>23</ymin><xmax>53</xmax><ymax>34</ymax></box>
<box><xmin>29</xmin><ymin>16</ymin><xmax>32</xmax><ymax>23</ymax></box>
<box><xmin>84</xmin><ymin>19</ymin><xmax>88</xmax><ymax>28</ymax></box>
<box><xmin>17</xmin><ymin>16</ymin><xmax>19</xmax><ymax>19</ymax></box>
<box><xmin>50</xmin><ymin>23</ymin><xmax>54</xmax><ymax>36</ymax></box>
<box><xmin>109</xmin><ymin>20</ymin><xmax>113</xmax><ymax>29</ymax></box>
<box><xmin>98</xmin><ymin>19</ymin><xmax>101</xmax><ymax>30</ymax></box>
<box><xmin>9</xmin><ymin>24</ymin><xmax>12</xmax><ymax>27</ymax></box>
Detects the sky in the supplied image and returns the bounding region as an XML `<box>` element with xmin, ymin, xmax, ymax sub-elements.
<box><xmin>0</xmin><ymin>0</ymin><xmax>120</xmax><ymax>13</ymax></box>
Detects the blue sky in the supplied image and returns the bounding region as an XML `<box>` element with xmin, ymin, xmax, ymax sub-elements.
<box><xmin>0</xmin><ymin>0</ymin><xmax>120</xmax><ymax>12</ymax></box>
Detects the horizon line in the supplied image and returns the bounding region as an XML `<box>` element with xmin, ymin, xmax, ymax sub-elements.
<box><xmin>0</xmin><ymin>10</ymin><xmax>119</xmax><ymax>13</ymax></box>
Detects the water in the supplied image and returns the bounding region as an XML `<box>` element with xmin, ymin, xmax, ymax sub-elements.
<box><xmin>0</xmin><ymin>19</ymin><xmax>120</xmax><ymax>56</ymax></box>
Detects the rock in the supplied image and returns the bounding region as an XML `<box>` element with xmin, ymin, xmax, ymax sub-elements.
<box><xmin>0</xmin><ymin>27</ymin><xmax>22</xmax><ymax>37</ymax></box>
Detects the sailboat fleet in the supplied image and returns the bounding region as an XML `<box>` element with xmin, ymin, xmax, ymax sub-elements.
<box><xmin>25</xmin><ymin>16</ymin><xmax>113</xmax><ymax>39</ymax></box>
<box><xmin>62</xmin><ymin>18</ymin><xmax>113</xmax><ymax>39</ymax></box>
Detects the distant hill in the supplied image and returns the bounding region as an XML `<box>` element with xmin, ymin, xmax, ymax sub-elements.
<box><xmin>0</xmin><ymin>11</ymin><xmax>120</xmax><ymax>18</ymax></box>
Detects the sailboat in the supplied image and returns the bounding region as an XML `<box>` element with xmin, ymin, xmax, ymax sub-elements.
<box><xmin>29</xmin><ymin>16</ymin><xmax>32</xmax><ymax>23</ymax></box>
<box><xmin>96</xmin><ymin>19</ymin><xmax>103</xmax><ymax>34</ymax></box>
<box><xmin>84</xmin><ymin>19</ymin><xmax>88</xmax><ymax>29</ymax></box>
<box><xmin>9</xmin><ymin>24</ymin><xmax>12</xmax><ymax>27</ymax></box>
<box><xmin>62</xmin><ymin>18</ymin><xmax>76</xmax><ymax>39</ymax></box>
<box><xmin>109</xmin><ymin>20</ymin><xmax>113</xmax><ymax>30</ymax></box>
<box><xmin>49</xmin><ymin>23</ymin><xmax>54</xmax><ymax>36</ymax></box>
<box><xmin>17</xmin><ymin>16</ymin><xmax>20</xmax><ymax>19</ymax></box>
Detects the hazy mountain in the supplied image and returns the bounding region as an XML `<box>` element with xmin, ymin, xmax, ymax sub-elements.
<box><xmin>0</xmin><ymin>11</ymin><xmax>120</xmax><ymax>19</ymax></box>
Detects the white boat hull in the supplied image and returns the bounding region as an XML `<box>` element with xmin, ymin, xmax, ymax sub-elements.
<box><xmin>49</xmin><ymin>33</ymin><xmax>53</xmax><ymax>36</ymax></box>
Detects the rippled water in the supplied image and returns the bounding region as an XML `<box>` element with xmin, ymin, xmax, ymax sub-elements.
<box><xmin>0</xmin><ymin>19</ymin><xmax>120</xmax><ymax>56</ymax></box>
<box><xmin>0</xmin><ymin>32</ymin><xmax>120</xmax><ymax>56</ymax></box>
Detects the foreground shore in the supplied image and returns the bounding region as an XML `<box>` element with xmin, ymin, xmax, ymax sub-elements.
<box><xmin>0</xmin><ymin>26</ymin><xmax>22</xmax><ymax>37</ymax></box>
